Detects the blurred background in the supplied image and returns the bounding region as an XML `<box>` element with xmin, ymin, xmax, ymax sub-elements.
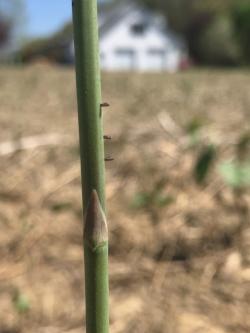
<box><xmin>0</xmin><ymin>0</ymin><xmax>250</xmax><ymax>332</ymax></box>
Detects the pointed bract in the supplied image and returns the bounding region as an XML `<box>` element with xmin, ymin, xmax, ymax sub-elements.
<box><xmin>84</xmin><ymin>190</ymin><xmax>108</xmax><ymax>248</ymax></box>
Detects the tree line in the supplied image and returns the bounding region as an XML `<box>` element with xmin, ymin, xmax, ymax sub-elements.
<box><xmin>1</xmin><ymin>0</ymin><xmax>250</xmax><ymax>67</ymax></box>
<box><xmin>138</xmin><ymin>0</ymin><xmax>250</xmax><ymax>66</ymax></box>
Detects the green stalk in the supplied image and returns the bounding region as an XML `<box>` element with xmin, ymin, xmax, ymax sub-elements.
<box><xmin>84</xmin><ymin>191</ymin><xmax>109</xmax><ymax>333</ymax></box>
<box><xmin>72</xmin><ymin>0</ymin><xmax>105</xmax><ymax>209</ymax></box>
<box><xmin>72</xmin><ymin>1</ymin><xmax>109</xmax><ymax>333</ymax></box>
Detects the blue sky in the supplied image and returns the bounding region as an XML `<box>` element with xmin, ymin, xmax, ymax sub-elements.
<box><xmin>25</xmin><ymin>0</ymin><xmax>107</xmax><ymax>38</ymax></box>
<box><xmin>26</xmin><ymin>0</ymin><xmax>73</xmax><ymax>38</ymax></box>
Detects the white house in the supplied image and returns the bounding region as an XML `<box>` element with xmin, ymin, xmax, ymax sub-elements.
<box><xmin>71</xmin><ymin>0</ymin><xmax>187</xmax><ymax>72</ymax></box>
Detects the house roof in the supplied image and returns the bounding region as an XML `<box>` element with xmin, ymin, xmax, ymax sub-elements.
<box><xmin>97</xmin><ymin>0</ymin><xmax>170</xmax><ymax>37</ymax></box>
<box><xmin>98</xmin><ymin>0</ymin><xmax>140</xmax><ymax>36</ymax></box>
<box><xmin>97</xmin><ymin>0</ymin><xmax>185</xmax><ymax>49</ymax></box>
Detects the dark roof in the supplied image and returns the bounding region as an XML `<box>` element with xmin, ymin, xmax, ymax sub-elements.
<box><xmin>98</xmin><ymin>0</ymin><xmax>139</xmax><ymax>36</ymax></box>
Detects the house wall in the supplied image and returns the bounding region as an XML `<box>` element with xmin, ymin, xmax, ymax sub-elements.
<box><xmin>69</xmin><ymin>8</ymin><xmax>186</xmax><ymax>72</ymax></box>
<box><xmin>99</xmin><ymin>10</ymin><xmax>184</xmax><ymax>72</ymax></box>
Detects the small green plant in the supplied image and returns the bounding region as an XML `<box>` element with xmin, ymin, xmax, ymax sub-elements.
<box><xmin>50</xmin><ymin>201</ymin><xmax>73</xmax><ymax>212</ymax></box>
<box><xmin>72</xmin><ymin>1</ymin><xmax>109</xmax><ymax>333</ymax></box>
<box><xmin>131</xmin><ymin>178</ymin><xmax>174</xmax><ymax>224</ymax></box>
<box><xmin>132</xmin><ymin>191</ymin><xmax>173</xmax><ymax>210</ymax></box>
<box><xmin>219</xmin><ymin>161</ymin><xmax>250</xmax><ymax>188</ymax></box>
<box><xmin>219</xmin><ymin>131</ymin><xmax>250</xmax><ymax>188</ymax></box>
<box><xmin>218</xmin><ymin>132</ymin><xmax>250</xmax><ymax>216</ymax></box>
<box><xmin>193</xmin><ymin>144</ymin><xmax>217</xmax><ymax>185</ymax></box>
<box><xmin>12</xmin><ymin>290</ymin><xmax>30</xmax><ymax>314</ymax></box>
<box><xmin>236</xmin><ymin>131</ymin><xmax>250</xmax><ymax>160</ymax></box>
<box><xmin>185</xmin><ymin>116</ymin><xmax>206</xmax><ymax>147</ymax></box>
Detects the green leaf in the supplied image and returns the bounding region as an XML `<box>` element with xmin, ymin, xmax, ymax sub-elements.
<box><xmin>194</xmin><ymin>145</ymin><xmax>216</xmax><ymax>184</ymax></box>
<box><xmin>186</xmin><ymin>117</ymin><xmax>204</xmax><ymax>147</ymax></box>
<box><xmin>131</xmin><ymin>191</ymin><xmax>174</xmax><ymax>210</ymax></box>
<box><xmin>219</xmin><ymin>161</ymin><xmax>250</xmax><ymax>188</ymax></box>
<box><xmin>237</xmin><ymin>131</ymin><xmax>250</xmax><ymax>157</ymax></box>
<box><xmin>154</xmin><ymin>194</ymin><xmax>174</xmax><ymax>207</ymax></box>
<box><xmin>131</xmin><ymin>192</ymin><xmax>151</xmax><ymax>209</ymax></box>
<box><xmin>50</xmin><ymin>201</ymin><xmax>72</xmax><ymax>212</ymax></box>
<box><xmin>13</xmin><ymin>292</ymin><xmax>30</xmax><ymax>314</ymax></box>
<box><xmin>186</xmin><ymin>117</ymin><xmax>204</xmax><ymax>135</ymax></box>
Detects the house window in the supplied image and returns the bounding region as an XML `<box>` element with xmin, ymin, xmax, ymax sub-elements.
<box><xmin>147</xmin><ymin>49</ymin><xmax>166</xmax><ymax>71</ymax></box>
<box><xmin>131</xmin><ymin>23</ymin><xmax>147</xmax><ymax>35</ymax></box>
<box><xmin>148</xmin><ymin>49</ymin><xmax>166</xmax><ymax>56</ymax></box>
<box><xmin>115</xmin><ymin>49</ymin><xmax>135</xmax><ymax>70</ymax></box>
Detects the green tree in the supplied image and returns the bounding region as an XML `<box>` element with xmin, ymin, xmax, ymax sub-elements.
<box><xmin>137</xmin><ymin>0</ymin><xmax>214</xmax><ymax>62</ymax></box>
<box><xmin>0</xmin><ymin>0</ymin><xmax>26</xmax><ymax>56</ymax></box>
<box><xmin>231</xmin><ymin>1</ymin><xmax>250</xmax><ymax>63</ymax></box>
<box><xmin>137</xmin><ymin>0</ymin><xmax>241</xmax><ymax>65</ymax></box>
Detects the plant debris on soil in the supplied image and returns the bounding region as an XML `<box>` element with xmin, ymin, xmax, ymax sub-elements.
<box><xmin>0</xmin><ymin>65</ymin><xmax>250</xmax><ymax>333</ymax></box>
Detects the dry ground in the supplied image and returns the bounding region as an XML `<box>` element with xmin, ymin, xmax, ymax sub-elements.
<box><xmin>0</xmin><ymin>65</ymin><xmax>250</xmax><ymax>333</ymax></box>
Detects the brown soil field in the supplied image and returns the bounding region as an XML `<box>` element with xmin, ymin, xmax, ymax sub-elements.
<box><xmin>0</xmin><ymin>65</ymin><xmax>250</xmax><ymax>333</ymax></box>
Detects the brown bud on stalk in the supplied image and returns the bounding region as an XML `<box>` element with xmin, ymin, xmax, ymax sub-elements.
<box><xmin>84</xmin><ymin>190</ymin><xmax>108</xmax><ymax>249</ymax></box>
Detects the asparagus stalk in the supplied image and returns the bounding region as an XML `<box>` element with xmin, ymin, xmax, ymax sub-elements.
<box><xmin>84</xmin><ymin>190</ymin><xmax>109</xmax><ymax>333</ymax></box>
<box><xmin>72</xmin><ymin>0</ymin><xmax>109</xmax><ymax>332</ymax></box>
